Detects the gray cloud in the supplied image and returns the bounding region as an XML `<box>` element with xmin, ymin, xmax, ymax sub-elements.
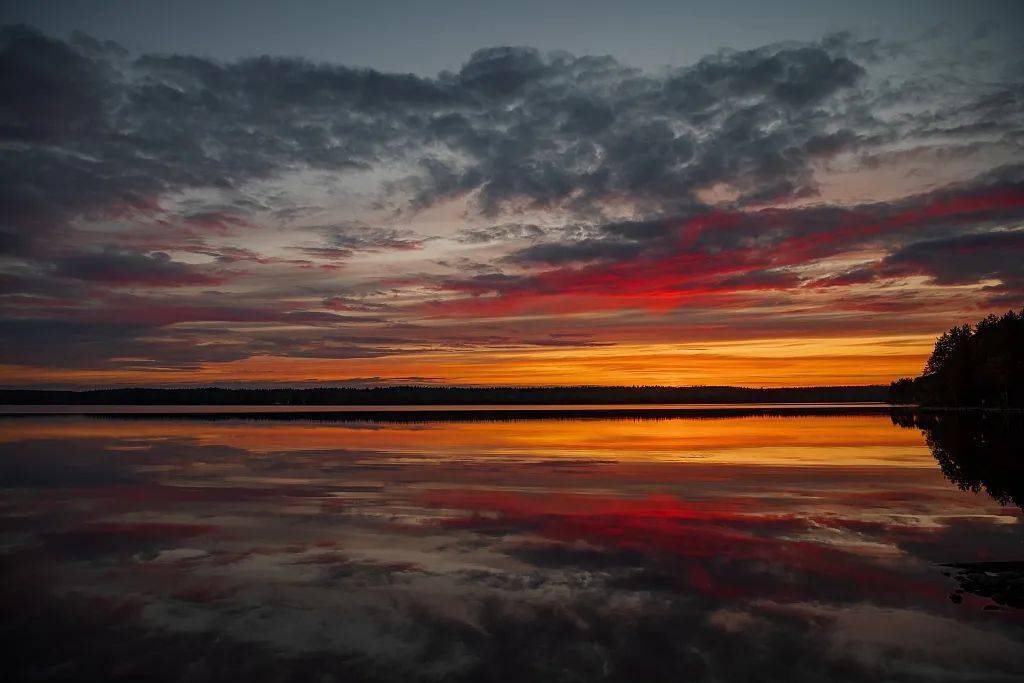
<box><xmin>3</xmin><ymin>22</ymin><xmax>1020</xmax><ymax>250</ymax></box>
<box><xmin>1</xmin><ymin>23</ymin><xmax>1023</xmax><ymax>376</ymax></box>
<box><xmin>455</xmin><ymin>223</ymin><xmax>547</xmax><ymax>244</ymax></box>
<box><xmin>54</xmin><ymin>248</ymin><xmax>226</xmax><ymax>287</ymax></box>
<box><xmin>0</xmin><ymin>24</ymin><xmax>874</xmax><ymax>251</ymax></box>
<box><xmin>876</xmin><ymin>229</ymin><xmax>1024</xmax><ymax>306</ymax></box>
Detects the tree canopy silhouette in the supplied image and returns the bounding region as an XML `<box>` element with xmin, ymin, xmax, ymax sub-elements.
<box><xmin>890</xmin><ymin>309</ymin><xmax>1024</xmax><ymax>407</ymax></box>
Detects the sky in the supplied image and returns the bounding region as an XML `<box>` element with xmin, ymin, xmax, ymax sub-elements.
<box><xmin>0</xmin><ymin>1</ymin><xmax>1022</xmax><ymax>387</ymax></box>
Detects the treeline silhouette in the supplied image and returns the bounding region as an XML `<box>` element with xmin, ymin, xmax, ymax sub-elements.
<box><xmin>890</xmin><ymin>309</ymin><xmax>1024</xmax><ymax>407</ymax></box>
<box><xmin>0</xmin><ymin>384</ymin><xmax>888</xmax><ymax>406</ymax></box>
<box><xmin>18</xmin><ymin>406</ymin><xmax>890</xmax><ymax>424</ymax></box>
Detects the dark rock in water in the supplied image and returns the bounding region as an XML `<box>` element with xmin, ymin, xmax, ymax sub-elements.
<box><xmin>942</xmin><ymin>561</ymin><xmax>1024</xmax><ymax>609</ymax></box>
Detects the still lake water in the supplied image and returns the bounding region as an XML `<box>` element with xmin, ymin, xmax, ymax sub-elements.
<box><xmin>1</xmin><ymin>407</ymin><xmax>1022</xmax><ymax>681</ymax></box>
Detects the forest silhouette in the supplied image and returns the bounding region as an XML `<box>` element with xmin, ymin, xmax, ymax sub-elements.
<box><xmin>891</xmin><ymin>309</ymin><xmax>1024</xmax><ymax>407</ymax></box>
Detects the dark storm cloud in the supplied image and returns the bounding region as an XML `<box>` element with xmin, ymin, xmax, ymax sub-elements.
<box><xmin>875</xmin><ymin>230</ymin><xmax>1024</xmax><ymax>305</ymax></box>
<box><xmin>1</xmin><ymin>23</ymin><xmax>1023</xmax><ymax>375</ymax></box>
<box><xmin>0</xmin><ymin>307</ymin><xmax>400</xmax><ymax>370</ymax></box>
<box><xmin>0</xmin><ymin>23</ymin><xmax>460</xmax><ymax>262</ymax></box>
<box><xmin>0</xmin><ymin>25</ymin><xmax>117</xmax><ymax>143</ymax></box>
<box><xmin>0</xmin><ymin>23</ymin><xmax>877</xmax><ymax>252</ymax></box>
<box><xmin>2</xmin><ymin>23</ymin><xmax>1019</xmax><ymax>256</ymax></box>
<box><xmin>0</xmin><ymin>319</ymin><xmax>157</xmax><ymax>367</ymax></box>
<box><xmin>54</xmin><ymin>248</ymin><xmax>227</xmax><ymax>286</ymax></box>
<box><xmin>879</xmin><ymin>231</ymin><xmax>1024</xmax><ymax>286</ymax></box>
<box><xmin>3</xmin><ymin>22</ymin><xmax>1021</xmax><ymax>238</ymax></box>
<box><xmin>408</xmin><ymin>42</ymin><xmax>872</xmax><ymax>214</ymax></box>
<box><xmin>0</xmin><ymin>317</ymin><xmax>282</xmax><ymax>370</ymax></box>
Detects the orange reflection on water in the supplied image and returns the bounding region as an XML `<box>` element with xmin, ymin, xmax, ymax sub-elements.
<box><xmin>0</xmin><ymin>414</ymin><xmax>930</xmax><ymax>466</ymax></box>
<box><xmin>1</xmin><ymin>410</ymin><xmax>1021</xmax><ymax>682</ymax></box>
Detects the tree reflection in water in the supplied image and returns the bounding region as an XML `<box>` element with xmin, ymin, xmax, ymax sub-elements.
<box><xmin>891</xmin><ymin>409</ymin><xmax>1024</xmax><ymax>509</ymax></box>
<box><xmin>892</xmin><ymin>409</ymin><xmax>1024</xmax><ymax>609</ymax></box>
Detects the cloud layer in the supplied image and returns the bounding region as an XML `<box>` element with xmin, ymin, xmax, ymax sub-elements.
<box><xmin>1</xmin><ymin>23</ymin><xmax>1022</xmax><ymax>385</ymax></box>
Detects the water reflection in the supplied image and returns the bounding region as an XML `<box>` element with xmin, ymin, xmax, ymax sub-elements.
<box><xmin>892</xmin><ymin>409</ymin><xmax>1024</xmax><ymax>509</ymax></box>
<box><xmin>0</xmin><ymin>411</ymin><xmax>1021</xmax><ymax>682</ymax></box>
<box><xmin>889</xmin><ymin>410</ymin><xmax>1024</xmax><ymax>614</ymax></box>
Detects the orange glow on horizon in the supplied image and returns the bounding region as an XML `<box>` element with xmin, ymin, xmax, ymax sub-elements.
<box><xmin>0</xmin><ymin>335</ymin><xmax>932</xmax><ymax>388</ymax></box>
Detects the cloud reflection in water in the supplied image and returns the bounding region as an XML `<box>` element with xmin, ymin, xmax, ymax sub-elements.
<box><xmin>0</xmin><ymin>412</ymin><xmax>1022</xmax><ymax>682</ymax></box>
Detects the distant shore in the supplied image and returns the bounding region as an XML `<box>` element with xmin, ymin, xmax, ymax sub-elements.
<box><xmin>0</xmin><ymin>403</ymin><xmax>899</xmax><ymax>423</ymax></box>
<box><xmin>0</xmin><ymin>385</ymin><xmax>889</xmax><ymax>406</ymax></box>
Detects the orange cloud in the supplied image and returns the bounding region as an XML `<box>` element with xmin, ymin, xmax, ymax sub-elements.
<box><xmin>0</xmin><ymin>335</ymin><xmax>932</xmax><ymax>387</ymax></box>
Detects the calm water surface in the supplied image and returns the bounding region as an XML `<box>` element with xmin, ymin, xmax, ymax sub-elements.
<box><xmin>1</xmin><ymin>409</ymin><xmax>1021</xmax><ymax>681</ymax></box>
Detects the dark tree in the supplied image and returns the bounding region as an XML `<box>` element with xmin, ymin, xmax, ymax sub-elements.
<box><xmin>890</xmin><ymin>309</ymin><xmax>1024</xmax><ymax>407</ymax></box>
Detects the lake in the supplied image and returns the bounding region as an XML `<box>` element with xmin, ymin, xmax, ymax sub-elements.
<box><xmin>1</xmin><ymin>408</ymin><xmax>1021</xmax><ymax>682</ymax></box>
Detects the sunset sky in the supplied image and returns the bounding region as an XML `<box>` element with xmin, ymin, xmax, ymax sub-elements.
<box><xmin>1</xmin><ymin>1</ymin><xmax>1022</xmax><ymax>387</ymax></box>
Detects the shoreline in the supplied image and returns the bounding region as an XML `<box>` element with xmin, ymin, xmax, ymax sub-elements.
<box><xmin>0</xmin><ymin>402</ymin><xmax>899</xmax><ymax>422</ymax></box>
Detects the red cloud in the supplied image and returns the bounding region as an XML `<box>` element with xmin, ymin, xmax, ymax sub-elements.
<box><xmin>428</xmin><ymin>184</ymin><xmax>1024</xmax><ymax>318</ymax></box>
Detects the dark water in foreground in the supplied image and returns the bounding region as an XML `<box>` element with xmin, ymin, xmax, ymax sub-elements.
<box><xmin>1</xmin><ymin>408</ymin><xmax>1022</xmax><ymax>682</ymax></box>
